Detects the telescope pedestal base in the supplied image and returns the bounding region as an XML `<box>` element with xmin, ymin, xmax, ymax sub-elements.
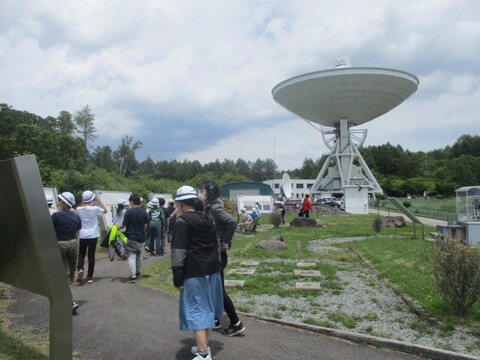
<box><xmin>343</xmin><ymin>186</ymin><xmax>369</xmax><ymax>214</ymax></box>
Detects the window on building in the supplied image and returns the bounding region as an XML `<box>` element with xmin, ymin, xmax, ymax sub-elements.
<box><xmin>274</xmin><ymin>183</ymin><xmax>280</xmax><ymax>188</ymax></box>
<box><xmin>296</xmin><ymin>184</ymin><xmax>304</xmax><ymax>189</ymax></box>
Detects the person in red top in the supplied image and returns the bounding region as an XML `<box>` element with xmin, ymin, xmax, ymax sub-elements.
<box><xmin>302</xmin><ymin>194</ymin><xmax>313</xmax><ymax>218</ymax></box>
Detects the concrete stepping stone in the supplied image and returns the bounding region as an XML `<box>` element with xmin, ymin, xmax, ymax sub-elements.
<box><xmin>297</xmin><ymin>262</ymin><xmax>316</xmax><ymax>268</ymax></box>
<box><xmin>227</xmin><ymin>268</ymin><xmax>256</xmax><ymax>275</ymax></box>
<box><xmin>224</xmin><ymin>280</ymin><xmax>245</xmax><ymax>287</ymax></box>
<box><xmin>240</xmin><ymin>261</ymin><xmax>260</xmax><ymax>267</ymax></box>
<box><xmin>295</xmin><ymin>282</ymin><xmax>321</xmax><ymax>291</ymax></box>
<box><xmin>294</xmin><ymin>269</ymin><xmax>321</xmax><ymax>277</ymax></box>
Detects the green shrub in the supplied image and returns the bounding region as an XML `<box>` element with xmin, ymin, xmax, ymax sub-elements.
<box><xmin>436</xmin><ymin>194</ymin><xmax>445</xmax><ymax>200</ymax></box>
<box><xmin>402</xmin><ymin>200</ymin><xmax>411</xmax><ymax>208</ymax></box>
<box><xmin>433</xmin><ymin>238</ymin><xmax>480</xmax><ymax>315</ymax></box>
<box><xmin>269</xmin><ymin>212</ymin><xmax>283</xmax><ymax>227</ymax></box>
<box><xmin>372</xmin><ymin>217</ymin><xmax>383</xmax><ymax>238</ymax></box>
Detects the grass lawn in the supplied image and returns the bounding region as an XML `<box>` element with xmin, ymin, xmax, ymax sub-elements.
<box><xmin>142</xmin><ymin>213</ymin><xmax>480</xmax><ymax>338</ymax></box>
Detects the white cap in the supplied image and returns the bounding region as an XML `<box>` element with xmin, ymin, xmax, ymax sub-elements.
<box><xmin>117</xmin><ymin>199</ymin><xmax>127</xmax><ymax>206</ymax></box>
<box><xmin>82</xmin><ymin>190</ymin><xmax>95</xmax><ymax>203</ymax></box>
<box><xmin>46</xmin><ymin>195</ymin><xmax>54</xmax><ymax>205</ymax></box>
<box><xmin>175</xmin><ymin>186</ymin><xmax>197</xmax><ymax>201</ymax></box>
<box><xmin>151</xmin><ymin>198</ymin><xmax>160</xmax><ymax>206</ymax></box>
<box><xmin>58</xmin><ymin>192</ymin><xmax>75</xmax><ymax>208</ymax></box>
<box><xmin>240</xmin><ymin>207</ymin><xmax>246</xmax><ymax>212</ymax></box>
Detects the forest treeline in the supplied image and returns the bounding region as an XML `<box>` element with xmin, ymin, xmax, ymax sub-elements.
<box><xmin>1</xmin><ymin>103</ymin><xmax>479</xmax><ymax>199</ymax></box>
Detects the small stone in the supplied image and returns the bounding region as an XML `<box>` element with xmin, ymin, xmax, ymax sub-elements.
<box><xmin>227</xmin><ymin>268</ymin><xmax>256</xmax><ymax>275</ymax></box>
<box><xmin>294</xmin><ymin>269</ymin><xmax>322</xmax><ymax>277</ymax></box>
<box><xmin>295</xmin><ymin>282</ymin><xmax>321</xmax><ymax>290</ymax></box>
<box><xmin>297</xmin><ymin>262</ymin><xmax>316</xmax><ymax>268</ymax></box>
<box><xmin>224</xmin><ymin>280</ymin><xmax>245</xmax><ymax>287</ymax></box>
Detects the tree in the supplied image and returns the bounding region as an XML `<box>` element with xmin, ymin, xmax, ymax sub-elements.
<box><xmin>113</xmin><ymin>135</ymin><xmax>142</xmax><ymax>177</ymax></box>
<box><xmin>451</xmin><ymin>135</ymin><xmax>480</xmax><ymax>158</ymax></box>
<box><xmin>235</xmin><ymin>159</ymin><xmax>250</xmax><ymax>178</ymax></box>
<box><xmin>74</xmin><ymin>105</ymin><xmax>97</xmax><ymax>157</ymax></box>
<box><xmin>57</xmin><ymin>110</ymin><xmax>76</xmax><ymax>136</ymax></box>
<box><xmin>250</xmin><ymin>158</ymin><xmax>276</xmax><ymax>182</ymax></box>
<box><xmin>91</xmin><ymin>145</ymin><xmax>116</xmax><ymax>173</ymax></box>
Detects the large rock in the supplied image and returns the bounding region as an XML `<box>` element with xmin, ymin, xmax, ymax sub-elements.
<box><xmin>315</xmin><ymin>219</ymin><xmax>330</xmax><ymax>228</ymax></box>
<box><xmin>290</xmin><ymin>217</ymin><xmax>317</xmax><ymax>227</ymax></box>
<box><xmin>256</xmin><ymin>238</ymin><xmax>287</xmax><ymax>250</ymax></box>
<box><xmin>384</xmin><ymin>216</ymin><xmax>406</xmax><ymax>227</ymax></box>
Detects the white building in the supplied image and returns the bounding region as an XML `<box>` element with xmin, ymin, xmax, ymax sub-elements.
<box><xmin>263</xmin><ymin>178</ymin><xmax>317</xmax><ymax>201</ymax></box>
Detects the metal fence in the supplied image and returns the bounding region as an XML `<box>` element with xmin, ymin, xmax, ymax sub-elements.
<box><xmin>369</xmin><ymin>200</ymin><xmax>454</xmax><ymax>220</ymax></box>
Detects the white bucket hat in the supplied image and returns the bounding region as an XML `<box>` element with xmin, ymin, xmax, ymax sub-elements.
<box><xmin>82</xmin><ymin>190</ymin><xmax>95</xmax><ymax>203</ymax></box>
<box><xmin>175</xmin><ymin>186</ymin><xmax>197</xmax><ymax>201</ymax></box>
<box><xmin>150</xmin><ymin>198</ymin><xmax>160</xmax><ymax>206</ymax></box>
<box><xmin>58</xmin><ymin>192</ymin><xmax>75</xmax><ymax>208</ymax></box>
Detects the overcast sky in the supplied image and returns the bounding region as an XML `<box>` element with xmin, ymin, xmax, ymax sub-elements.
<box><xmin>1</xmin><ymin>0</ymin><xmax>479</xmax><ymax>171</ymax></box>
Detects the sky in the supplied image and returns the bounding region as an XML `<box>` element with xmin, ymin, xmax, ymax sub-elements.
<box><xmin>1</xmin><ymin>0</ymin><xmax>479</xmax><ymax>172</ymax></box>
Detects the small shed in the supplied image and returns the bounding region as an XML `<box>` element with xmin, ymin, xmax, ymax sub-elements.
<box><xmin>455</xmin><ymin>186</ymin><xmax>480</xmax><ymax>222</ymax></box>
<box><xmin>221</xmin><ymin>182</ymin><xmax>273</xmax><ymax>200</ymax></box>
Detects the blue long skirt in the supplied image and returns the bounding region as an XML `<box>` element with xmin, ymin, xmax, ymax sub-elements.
<box><xmin>179</xmin><ymin>272</ymin><xmax>224</xmax><ymax>331</ymax></box>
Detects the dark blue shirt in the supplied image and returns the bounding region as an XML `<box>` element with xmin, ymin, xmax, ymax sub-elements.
<box><xmin>123</xmin><ymin>206</ymin><xmax>148</xmax><ymax>242</ymax></box>
<box><xmin>52</xmin><ymin>210</ymin><xmax>82</xmax><ymax>241</ymax></box>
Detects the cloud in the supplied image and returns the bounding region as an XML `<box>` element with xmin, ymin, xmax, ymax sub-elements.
<box><xmin>1</xmin><ymin>0</ymin><xmax>479</xmax><ymax>171</ymax></box>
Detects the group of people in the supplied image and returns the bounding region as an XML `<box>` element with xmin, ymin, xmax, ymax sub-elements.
<box><xmin>47</xmin><ymin>180</ymin><xmax>245</xmax><ymax>360</ymax></box>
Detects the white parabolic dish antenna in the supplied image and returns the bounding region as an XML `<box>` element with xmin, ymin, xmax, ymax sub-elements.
<box><xmin>272</xmin><ymin>67</ymin><xmax>419</xmax><ymax>127</ymax></box>
<box><xmin>282</xmin><ymin>173</ymin><xmax>292</xmax><ymax>198</ymax></box>
<box><xmin>271</xmin><ymin>61</ymin><xmax>419</xmax><ymax>214</ymax></box>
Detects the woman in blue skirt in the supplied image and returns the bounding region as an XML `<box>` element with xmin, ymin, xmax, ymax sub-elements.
<box><xmin>171</xmin><ymin>186</ymin><xmax>223</xmax><ymax>360</ymax></box>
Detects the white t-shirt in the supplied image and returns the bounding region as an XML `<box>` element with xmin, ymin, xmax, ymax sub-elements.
<box><xmin>76</xmin><ymin>205</ymin><xmax>104</xmax><ymax>238</ymax></box>
<box><xmin>113</xmin><ymin>208</ymin><xmax>126</xmax><ymax>232</ymax></box>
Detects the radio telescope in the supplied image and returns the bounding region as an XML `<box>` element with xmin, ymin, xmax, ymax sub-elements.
<box><xmin>272</xmin><ymin>57</ymin><xmax>419</xmax><ymax>214</ymax></box>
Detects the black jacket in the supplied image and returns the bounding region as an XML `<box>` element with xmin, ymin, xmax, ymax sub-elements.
<box><xmin>171</xmin><ymin>211</ymin><xmax>220</xmax><ymax>287</ymax></box>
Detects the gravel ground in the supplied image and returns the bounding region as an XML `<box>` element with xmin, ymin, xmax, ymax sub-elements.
<box><xmin>230</xmin><ymin>237</ymin><xmax>480</xmax><ymax>357</ymax></box>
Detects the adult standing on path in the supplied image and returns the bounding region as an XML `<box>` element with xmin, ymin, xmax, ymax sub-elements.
<box><xmin>76</xmin><ymin>190</ymin><xmax>108</xmax><ymax>284</ymax></box>
<box><xmin>146</xmin><ymin>197</ymin><xmax>165</xmax><ymax>256</ymax></box>
<box><xmin>171</xmin><ymin>186</ymin><xmax>224</xmax><ymax>360</ymax></box>
<box><xmin>199</xmin><ymin>180</ymin><xmax>245</xmax><ymax>337</ymax></box>
<box><xmin>117</xmin><ymin>194</ymin><xmax>148</xmax><ymax>283</ymax></box>
<box><xmin>51</xmin><ymin>191</ymin><xmax>82</xmax><ymax>312</ymax></box>
<box><xmin>302</xmin><ymin>194</ymin><xmax>313</xmax><ymax>218</ymax></box>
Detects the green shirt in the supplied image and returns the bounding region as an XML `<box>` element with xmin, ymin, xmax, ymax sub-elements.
<box><xmin>148</xmin><ymin>207</ymin><xmax>165</xmax><ymax>228</ymax></box>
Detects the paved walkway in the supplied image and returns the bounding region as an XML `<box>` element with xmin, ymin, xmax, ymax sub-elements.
<box><xmin>11</xmin><ymin>248</ymin><xmax>426</xmax><ymax>360</ymax></box>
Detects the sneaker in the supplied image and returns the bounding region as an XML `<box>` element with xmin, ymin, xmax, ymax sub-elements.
<box><xmin>144</xmin><ymin>246</ymin><xmax>150</xmax><ymax>252</ymax></box>
<box><xmin>150</xmin><ymin>252</ymin><xmax>156</xmax><ymax>256</ymax></box>
<box><xmin>87</xmin><ymin>277</ymin><xmax>93</xmax><ymax>284</ymax></box>
<box><xmin>213</xmin><ymin>319</ymin><xmax>221</xmax><ymax>329</ymax></box>
<box><xmin>135</xmin><ymin>272</ymin><xmax>141</xmax><ymax>278</ymax></box>
<box><xmin>222</xmin><ymin>322</ymin><xmax>245</xmax><ymax>337</ymax></box>
<box><xmin>192</xmin><ymin>354</ymin><xmax>212</xmax><ymax>360</ymax></box>
<box><xmin>76</xmin><ymin>269</ymin><xmax>84</xmax><ymax>283</ymax></box>
<box><xmin>129</xmin><ymin>275</ymin><xmax>137</xmax><ymax>283</ymax></box>
<box><xmin>191</xmin><ymin>346</ymin><xmax>211</xmax><ymax>356</ymax></box>
<box><xmin>72</xmin><ymin>302</ymin><xmax>79</xmax><ymax>313</ymax></box>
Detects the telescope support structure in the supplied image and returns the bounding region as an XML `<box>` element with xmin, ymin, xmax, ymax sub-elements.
<box><xmin>310</xmin><ymin>119</ymin><xmax>382</xmax><ymax>213</ymax></box>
